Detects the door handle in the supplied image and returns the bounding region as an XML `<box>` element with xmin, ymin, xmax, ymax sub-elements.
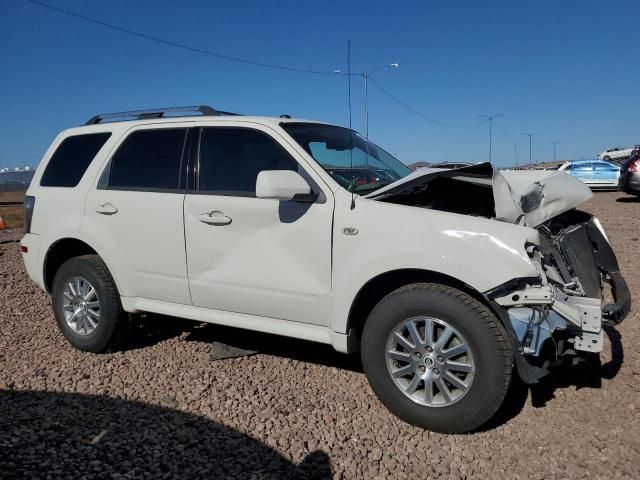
<box><xmin>198</xmin><ymin>210</ymin><xmax>232</xmax><ymax>226</ymax></box>
<box><xmin>95</xmin><ymin>203</ymin><xmax>118</xmax><ymax>215</ymax></box>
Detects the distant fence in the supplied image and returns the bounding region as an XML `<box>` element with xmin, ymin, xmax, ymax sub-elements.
<box><xmin>0</xmin><ymin>171</ymin><xmax>35</xmax><ymax>193</ymax></box>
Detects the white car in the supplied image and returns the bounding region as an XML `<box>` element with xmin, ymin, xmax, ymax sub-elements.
<box><xmin>21</xmin><ymin>106</ymin><xmax>630</xmax><ymax>433</ymax></box>
<box><xmin>598</xmin><ymin>146</ymin><xmax>635</xmax><ymax>161</ymax></box>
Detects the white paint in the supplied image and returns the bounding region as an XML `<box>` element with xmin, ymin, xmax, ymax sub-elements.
<box><xmin>22</xmin><ymin>114</ymin><xmax>605</xmax><ymax>353</ymax></box>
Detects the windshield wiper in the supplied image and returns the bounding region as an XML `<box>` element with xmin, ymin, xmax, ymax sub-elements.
<box><xmin>354</xmin><ymin>183</ymin><xmax>392</xmax><ymax>194</ymax></box>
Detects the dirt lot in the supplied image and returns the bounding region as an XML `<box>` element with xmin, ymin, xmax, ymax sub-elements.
<box><xmin>1</xmin><ymin>192</ymin><xmax>639</xmax><ymax>479</ymax></box>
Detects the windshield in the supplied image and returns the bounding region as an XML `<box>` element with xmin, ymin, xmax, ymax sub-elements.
<box><xmin>281</xmin><ymin>122</ymin><xmax>411</xmax><ymax>193</ymax></box>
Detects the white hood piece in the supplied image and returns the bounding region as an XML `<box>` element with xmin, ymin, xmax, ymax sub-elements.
<box><xmin>365</xmin><ymin>163</ymin><xmax>593</xmax><ymax>228</ymax></box>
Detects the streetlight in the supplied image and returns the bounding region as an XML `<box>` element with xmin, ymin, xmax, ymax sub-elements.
<box><xmin>335</xmin><ymin>63</ymin><xmax>399</xmax><ymax>138</ymax></box>
<box><xmin>474</xmin><ymin>113</ymin><xmax>506</xmax><ymax>163</ymax></box>
<box><xmin>552</xmin><ymin>140</ymin><xmax>559</xmax><ymax>162</ymax></box>
<box><xmin>518</xmin><ymin>132</ymin><xmax>539</xmax><ymax>165</ymax></box>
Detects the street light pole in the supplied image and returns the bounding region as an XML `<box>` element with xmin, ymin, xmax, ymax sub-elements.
<box><xmin>474</xmin><ymin>113</ymin><xmax>506</xmax><ymax>163</ymax></box>
<box><xmin>363</xmin><ymin>63</ymin><xmax>399</xmax><ymax>139</ymax></box>
<box><xmin>517</xmin><ymin>132</ymin><xmax>539</xmax><ymax>166</ymax></box>
<box><xmin>552</xmin><ymin>140</ymin><xmax>558</xmax><ymax>162</ymax></box>
<box><xmin>335</xmin><ymin>63</ymin><xmax>399</xmax><ymax>139</ymax></box>
<box><xmin>364</xmin><ymin>71</ymin><xmax>369</xmax><ymax>139</ymax></box>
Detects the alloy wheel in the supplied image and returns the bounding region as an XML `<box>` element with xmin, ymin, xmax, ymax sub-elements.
<box><xmin>61</xmin><ymin>276</ymin><xmax>101</xmax><ymax>336</ymax></box>
<box><xmin>385</xmin><ymin>316</ymin><xmax>475</xmax><ymax>407</ymax></box>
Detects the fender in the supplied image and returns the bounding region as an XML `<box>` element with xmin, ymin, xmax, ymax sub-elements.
<box><xmin>330</xmin><ymin>193</ymin><xmax>542</xmax><ymax>335</ymax></box>
<box><xmin>40</xmin><ymin>231</ymin><xmax>126</xmax><ymax>297</ymax></box>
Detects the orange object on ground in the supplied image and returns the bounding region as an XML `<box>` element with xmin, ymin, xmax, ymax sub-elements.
<box><xmin>0</xmin><ymin>215</ymin><xmax>6</xmax><ymax>230</ymax></box>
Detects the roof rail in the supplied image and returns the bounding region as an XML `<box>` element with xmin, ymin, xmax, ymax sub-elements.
<box><xmin>84</xmin><ymin>105</ymin><xmax>238</xmax><ymax>125</ymax></box>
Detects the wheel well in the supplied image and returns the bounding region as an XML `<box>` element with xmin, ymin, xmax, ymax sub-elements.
<box><xmin>347</xmin><ymin>269</ymin><xmax>493</xmax><ymax>346</ymax></box>
<box><xmin>43</xmin><ymin>238</ymin><xmax>97</xmax><ymax>293</ymax></box>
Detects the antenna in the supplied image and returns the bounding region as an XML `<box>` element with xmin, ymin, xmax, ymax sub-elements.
<box><xmin>347</xmin><ymin>40</ymin><xmax>356</xmax><ymax>210</ymax></box>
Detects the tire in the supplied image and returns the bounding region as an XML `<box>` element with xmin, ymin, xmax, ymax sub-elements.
<box><xmin>603</xmin><ymin>156</ymin><xmax>611</xmax><ymax>161</ymax></box>
<box><xmin>51</xmin><ymin>254</ymin><xmax>125</xmax><ymax>353</ymax></box>
<box><xmin>361</xmin><ymin>283</ymin><xmax>513</xmax><ymax>433</ymax></box>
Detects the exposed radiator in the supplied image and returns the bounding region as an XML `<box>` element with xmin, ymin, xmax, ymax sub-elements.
<box><xmin>556</xmin><ymin>224</ymin><xmax>601</xmax><ymax>298</ymax></box>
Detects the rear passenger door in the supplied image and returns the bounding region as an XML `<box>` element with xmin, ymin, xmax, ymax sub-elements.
<box><xmin>82</xmin><ymin>126</ymin><xmax>191</xmax><ymax>304</ymax></box>
<box><xmin>593</xmin><ymin>162</ymin><xmax>619</xmax><ymax>181</ymax></box>
<box><xmin>183</xmin><ymin>124</ymin><xmax>334</xmax><ymax>326</ymax></box>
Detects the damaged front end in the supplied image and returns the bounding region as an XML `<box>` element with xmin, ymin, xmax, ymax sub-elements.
<box><xmin>485</xmin><ymin>211</ymin><xmax>631</xmax><ymax>383</ymax></box>
<box><xmin>367</xmin><ymin>163</ymin><xmax>631</xmax><ymax>383</ymax></box>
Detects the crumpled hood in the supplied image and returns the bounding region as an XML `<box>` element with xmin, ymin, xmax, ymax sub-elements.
<box><xmin>364</xmin><ymin>162</ymin><xmax>592</xmax><ymax>228</ymax></box>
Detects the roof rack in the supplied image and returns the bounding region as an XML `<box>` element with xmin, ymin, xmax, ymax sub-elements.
<box><xmin>84</xmin><ymin>105</ymin><xmax>238</xmax><ymax>125</ymax></box>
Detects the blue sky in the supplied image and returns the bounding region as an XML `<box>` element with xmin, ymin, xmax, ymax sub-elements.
<box><xmin>1</xmin><ymin>0</ymin><xmax>639</xmax><ymax>168</ymax></box>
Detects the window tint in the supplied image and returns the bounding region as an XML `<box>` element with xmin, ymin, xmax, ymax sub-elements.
<box><xmin>108</xmin><ymin>129</ymin><xmax>187</xmax><ymax>191</ymax></box>
<box><xmin>594</xmin><ymin>162</ymin><xmax>617</xmax><ymax>171</ymax></box>
<box><xmin>40</xmin><ymin>133</ymin><xmax>111</xmax><ymax>187</ymax></box>
<box><xmin>571</xmin><ymin>163</ymin><xmax>592</xmax><ymax>171</ymax></box>
<box><xmin>198</xmin><ymin>128</ymin><xmax>298</xmax><ymax>195</ymax></box>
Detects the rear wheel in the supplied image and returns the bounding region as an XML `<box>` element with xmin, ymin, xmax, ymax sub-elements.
<box><xmin>603</xmin><ymin>155</ymin><xmax>611</xmax><ymax>161</ymax></box>
<box><xmin>51</xmin><ymin>255</ymin><xmax>125</xmax><ymax>352</ymax></box>
<box><xmin>361</xmin><ymin>283</ymin><xmax>513</xmax><ymax>433</ymax></box>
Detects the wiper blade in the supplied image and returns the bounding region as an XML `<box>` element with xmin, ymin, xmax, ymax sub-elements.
<box><xmin>353</xmin><ymin>183</ymin><xmax>392</xmax><ymax>194</ymax></box>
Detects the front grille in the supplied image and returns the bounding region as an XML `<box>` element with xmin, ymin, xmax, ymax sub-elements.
<box><xmin>558</xmin><ymin>224</ymin><xmax>601</xmax><ymax>297</ymax></box>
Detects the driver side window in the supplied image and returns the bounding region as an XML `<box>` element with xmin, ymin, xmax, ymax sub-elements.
<box><xmin>571</xmin><ymin>163</ymin><xmax>592</xmax><ymax>171</ymax></box>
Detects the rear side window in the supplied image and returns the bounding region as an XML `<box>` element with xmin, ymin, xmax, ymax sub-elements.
<box><xmin>198</xmin><ymin>128</ymin><xmax>298</xmax><ymax>195</ymax></box>
<box><xmin>107</xmin><ymin>129</ymin><xmax>187</xmax><ymax>191</ymax></box>
<box><xmin>594</xmin><ymin>163</ymin><xmax>617</xmax><ymax>171</ymax></box>
<box><xmin>40</xmin><ymin>133</ymin><xmax>111</xmax><ymax>187</ymax></box>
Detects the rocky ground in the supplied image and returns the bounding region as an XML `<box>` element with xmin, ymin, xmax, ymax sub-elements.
<box><xmin>1</xmin><ymin>191</ymin><xmax>639</xmax><ymax>479</ymax></box>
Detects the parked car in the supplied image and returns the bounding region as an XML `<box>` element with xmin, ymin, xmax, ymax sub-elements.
<box><xmin>618</xmin><ymin>148</ymin><xmax>640</xmax><ymax>197</ymax></box>
<box><xmin>598</xmin><ymin>146</ymin><xmax>636</xmax><ymax>161</ymax></box>
<box><xmin>21</xmin><ymin>106</ymin><xmax>630</xmax><ymax>433</ymax></box>
<box><xmin>558</xmin><ymin>160</ymin><xmax>620</xmax><ymax>189</ymax></box>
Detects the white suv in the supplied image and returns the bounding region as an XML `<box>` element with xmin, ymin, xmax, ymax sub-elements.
<box><xmin>21</xmin><ymin>106</ymin><xmax>630</xmax><ymax>433</ymax></box>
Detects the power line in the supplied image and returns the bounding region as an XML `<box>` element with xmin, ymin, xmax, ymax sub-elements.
<box><xmin>493</xmin><ymin>122</ymin><xmax>518</xmax><ymax>142</ymax></box>
<box><xmin>367</xmin><ymin>78</ymin><xmax>484</xmax><ymax>129</ymax></box>
<box><xmin>23</xmin><ymin>0</ymin><xmax>340</xmax><ymax>75</ymax></box>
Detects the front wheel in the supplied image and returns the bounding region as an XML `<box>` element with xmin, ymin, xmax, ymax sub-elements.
<box><xmin>361</xmin><ymin>283</ymin><xmax>513</xmax><ymax>433</ymax></box>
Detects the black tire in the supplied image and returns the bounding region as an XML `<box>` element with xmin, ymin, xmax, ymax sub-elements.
<box><xmin>361</xmin><ymin>283</ymin><xmax>513</xmax><ymax>433</ymax></box>
<box><xmin>51</xmin><ymin>254</ymin><xmax>125</xmax><ymax>353</ymax></box>
<box><xmin>603</xmin><ymin>156</ymin><xmax>611</xmax><ymax>161</ymax></box>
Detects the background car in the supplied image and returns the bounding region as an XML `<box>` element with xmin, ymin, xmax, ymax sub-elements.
<box><xmin>558</xmin><ymin>160</ymin><xmax>620</xmax><ymax>190</ymax></box>
<box><xmin>618</xmin><ymin>148</ymin><xmax>640</xmax><ymax>197</ymax></box>
<box><xmin>598</xmin><ymin>146</ymin><xmax>636</xmax><ymax>161</ymax></box>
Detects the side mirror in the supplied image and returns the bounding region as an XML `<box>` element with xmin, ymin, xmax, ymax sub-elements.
<box><xmin>256</xmin><ymin>170</ymin><xmax>314</xmax><ymax>202</ymax></box>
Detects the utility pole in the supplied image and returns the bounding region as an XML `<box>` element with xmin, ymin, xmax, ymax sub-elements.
<box><xmin>474</xmin><ymin>113</ymin><xmax>506</xmax><ymax>163</ymax></box>
<box><xmin>514</xmin><ymin>144</ymin><xmax>518</xmax><ymax>168</ymax></box>
<box><xmin>335</xmin><ymin>63</ymin><xmax>399</xmax><ymax>139</ymax></box>
<box><xmin>363</xmin><ymin>64</ymin><xmax>399</xmax><ymax>138</ymax></box>
<box><xmin>518</xmin><ymin>132</ymin><xmax>539</xmax><ymax>166</ymax></box>
<box><xmin>552</xmin><ymin>140</ymin><xmax>558</xmax><ymax>163</ymax></box>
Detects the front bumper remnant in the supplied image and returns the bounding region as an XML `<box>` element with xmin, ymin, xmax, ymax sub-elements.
<box><xmin>602</xmin><ymin>271</ymin><xmax>631</xmax><ymax>326</ymax></box>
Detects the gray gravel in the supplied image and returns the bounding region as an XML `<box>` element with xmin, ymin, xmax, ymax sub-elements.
<box><xmin>1</xmin><ymin>191</ymin><xmax>639</xmax><ymax>479</ymax></box>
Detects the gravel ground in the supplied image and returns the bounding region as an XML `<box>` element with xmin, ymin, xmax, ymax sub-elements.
<box><xmin>1</xmin><ymin>191</ymin><xmax>639</xmax><ymax>479</ymax></box>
